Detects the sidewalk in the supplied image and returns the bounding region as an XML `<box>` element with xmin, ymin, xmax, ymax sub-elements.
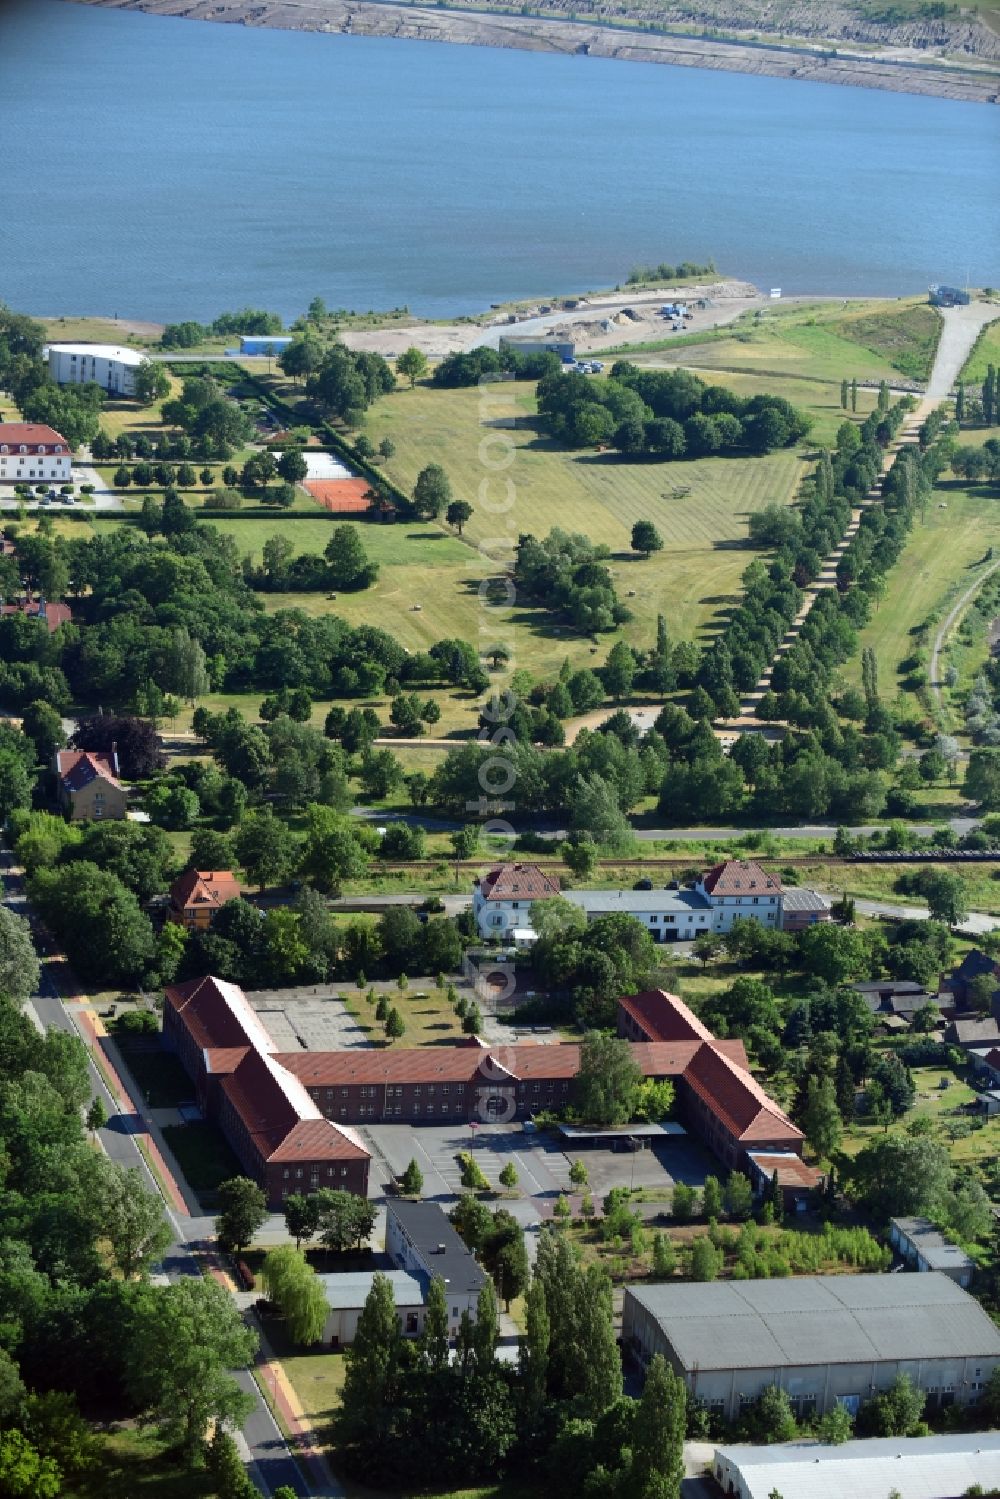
<box><xmin>253</xmin><ymin>1319</ymin><xmax>346</xmax><ymax>1499</ymax></box>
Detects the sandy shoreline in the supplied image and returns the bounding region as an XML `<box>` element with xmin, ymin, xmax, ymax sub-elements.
<box><xmin>67</xmin><ymin>0</ymin><xmax>999</xmax><ymax>104</ymax></box>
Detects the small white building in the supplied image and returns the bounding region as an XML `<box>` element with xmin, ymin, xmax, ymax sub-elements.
<box><xmin>45</xmin><ymin>343</ymin><xmax>144</xmax><ymax>396</ymax></box>
<box><xmin>319</xmin><ymin>1268</ymin><xmax>426</xmax><ymax>1346</ymax></box>
<box><xmin>0</xmin><ymin>423</ymin><xmax>72</xmax><ymax>485</ymax></box>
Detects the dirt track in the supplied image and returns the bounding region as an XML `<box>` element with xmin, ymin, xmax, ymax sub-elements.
<box><xmin>69</xmin><ymin>0</ymin><xmax>1000</xmax><ymax>103</ymax></box>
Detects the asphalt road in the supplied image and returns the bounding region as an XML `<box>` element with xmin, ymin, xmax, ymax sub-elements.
<box><xmin>2</xmin><ymin>854</ymin><xmax>307</xmax><ymax>1498</ymax></box>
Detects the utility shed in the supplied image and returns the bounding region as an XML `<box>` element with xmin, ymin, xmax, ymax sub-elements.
<box><xmin>712</xmin><ymin>1432</ymin><xmax>1000</xmax><ymax>1499</ymax></box>
<box><xmin>318</xmin><ymin>1269</ymin><xmax>425</xmax><ymax>1346</ymax></box>
<box><xmin>622</xmin><ymin>1273</ymin><xmax>1000</xmax><ymax>1420</ymax></box>
<box><xmin>890</xmin><ymin>1217</ymin><xmax>975</xmax><ymax>1287</ymax></box>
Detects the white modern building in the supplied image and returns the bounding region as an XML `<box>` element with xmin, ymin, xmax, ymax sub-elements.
<box><xmin>712</xmin><ymin>1433</ymin><xmax>1000</xmax><ymax>1499</ymax></box>
<box><xmin>473</xmin><ymin>859</ymin><xmax>786</xmax><ymax>943</ymax></box>
<box><xmin>0</xmin><ymin>424</ymin><xmax>72</xmax><ymax>485</ymax></box>
<box><xmin>45</xmin><ymin>343</ymin><xmax>144</xmax><ymax>396</ymax></box>
<box><xmin>319</xmin><ymin>1268</ymin><xmax>426</xmax><ymax>1346</ymax></box>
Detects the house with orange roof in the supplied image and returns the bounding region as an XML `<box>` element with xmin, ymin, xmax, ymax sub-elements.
<box><xmin>54</xmin><ymin>749</ymin><xmax>127</xmax><ymax>821</ymax></box>
<box><xmin>167</xmin><ymin>869</ymin><xmax>243</xmax><ymax>931</ymax></box>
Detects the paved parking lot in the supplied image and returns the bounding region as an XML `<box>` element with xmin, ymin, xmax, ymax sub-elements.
<box><xmin>360</xmin><ymin>1121</ymin><xmax>713</xmax><ymax>1212</ymax></box>
<box><xmin>248</xmin><ymin>993</ymin><xmax>369</xmax><ymax>1051</ymax></box>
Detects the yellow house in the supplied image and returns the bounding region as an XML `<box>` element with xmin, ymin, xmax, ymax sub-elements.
<box><xmin>54</xmin><ymin>750</ymin><xmax>128</xmax><ymax>821</ymax></box>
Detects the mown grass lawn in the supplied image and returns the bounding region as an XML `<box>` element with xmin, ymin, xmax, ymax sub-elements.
<box><xmin>364</xmin><ymin>379</ymin><xmax>807</xmax><ymax>678</ymax></box>
<box><xmin>338</xmin><ymin>983</ymin><xmax>467</xmax><ymax>1048</ymax></box>
<box><xmin>960</xmin><ymin>311</ymin><xmax>1000</xmax><ymax>383</ymax></box>
<box><xmin>160</xmin><ymin>1121</ymin><xmax>242</xmax><ymax>1204</ymax></box>
<box><xmin>837</xmin><ymin>483</ymin><xmax>1000</xmax><ymax>698</ymax></box>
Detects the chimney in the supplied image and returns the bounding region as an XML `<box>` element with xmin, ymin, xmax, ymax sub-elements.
<box><xmin>436</xmin><ymin>1243</ymin><xmax>447</xmax><ymax>1254</ymax></box>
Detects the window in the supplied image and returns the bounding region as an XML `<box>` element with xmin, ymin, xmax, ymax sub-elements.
<box><xmin>341</xmin><ymin>1087</ymin><xmax>348</xmax><ymax>1096</ymax></box>
<box><xmin>405</xmin><ymin>1313</ymin><xmax>419</xmax><ymax>1333</ymax></box>
<box><xmin>452</xmin><ymin>1308</ymin><xmax>459</xmax><ymax>1318</ymax></box>
<box><xmin>295</xmin><ymin>1168</ymin><xmax>303</xmax><ymax>1179</ymax></box>
<box><xmin>283</xmin><ymin>1168</ymin><xmax>290</xmax><ymax>1179</ymax></box>
<box><xmin>427</xmin><ymin>1085</ymin><xmax>435</xmax><ymax>1095</ymax></box>
<box><xmin>341</xmin><ymin>1166</ymin><xmax>348</xmax><ymax>1177</ymax></box>
<box><xmin>442</xmin><ymin>1085</ymin><xmax>450</xmax><ymax>1095</ymax></box>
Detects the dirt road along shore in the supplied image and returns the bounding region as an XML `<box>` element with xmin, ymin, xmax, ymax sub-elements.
<box><xmin>71</xmin><ymin>0</ymin><xmax>1000</xmax><ymax>104</ymax></box>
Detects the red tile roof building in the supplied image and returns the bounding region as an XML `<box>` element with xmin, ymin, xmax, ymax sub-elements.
<box><xmin>54</xmin><ymin>749</ymin><xmax>128</xmax><ymax>821</ymax></box>
<box><xmin>0</xmin><ymin>424</ymin><xmax>72</xmax><ymax>484</ymax></box>
<box><xmin>163</xmin><ymin>976</ymin><xmax>369</xmax><ymax>1206</ymax></box>
<box><xmin>163</xmin><ymin>976</ymin><xmax>803</xmax><ymax>1201</ymax></box>
<box><xmin>0</xmin><ymin>599</ymin><xmax>72</xmax><ymax>634</ymax></box>
<box><xmin>167</xmin><ymin>869</ymin><xmax>243</xmax><ymax>930</ymax></box>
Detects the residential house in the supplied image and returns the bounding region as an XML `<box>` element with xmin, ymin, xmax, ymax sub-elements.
<box><xmin>889</xmin><ymin>1216</ymin><xmax>974</xmax><ymax>1288</ymax></box>
<box><xmin>947</xmin><ymin>1016</ymin><xmax>1000</xmax><ymax>1053</ymax></box>
<box><xmin>167</xmin><ymin>869</ymin><xmax>243</xmax><ymax>930</ymax></box>
<box><xmin>779</xmin><ymin>886</ymin><xmax>832</xmax><ymax>932</ymax></box>
<box><xmin>54</xmin><ymin>749</ymin><xmax>128</xmax><ymax>821</ymax></box>
<box><xmin>472</xmin><ymin>862</ymin><xmax>561</xmax><ymax>942</ymax></box>
<box><xmin>0</xmin><ymin>423</ymin><xmax>72</xmax><ymax>485</ymax></box>
<box><xmin>942</xmin><ymin>949</ymin><xmax>1000</xmax><ymax>1012</ymax></box>
<box><xmin>0</xmin><ymin>599</ymin><xmax>72</xmax><ymax>634</ymax></box>
<box><xmin>385</xmin><ymin>1200</ymin><xmax>486</xmax><ymax>1333</ymax></box>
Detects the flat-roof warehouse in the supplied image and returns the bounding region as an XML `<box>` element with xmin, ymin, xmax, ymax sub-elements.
<box><xmin>622</xmin><ymin>1273</ymin><xmax>1000</xmax><ymax>1420</ymax></box>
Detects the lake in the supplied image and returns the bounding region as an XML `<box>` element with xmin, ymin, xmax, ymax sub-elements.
<box><xmin>1</xmin><ymin>0</ymin><xmax>997</xmax><ymax>321</ymax></box>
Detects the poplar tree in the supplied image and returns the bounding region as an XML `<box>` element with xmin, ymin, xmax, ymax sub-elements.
<box><xmin>850</xmin><ymin>377</ymin><xmax>858</xmax><ymax>412</ymax></box>
<box><xmin>840</xmin><ymin>378</ymin><xmax>849</xmax><ymax>410</ymax></box>
<box><xmin>629</xmin><ymin>1353</ymin><xmax>686</xmax><ymax>1499</ymax></box>
<box><xmin>877</xmin><ymin>380</ymin><xmax>890</xmax><ymax>412</ymax></box>
<box><xmin>577</xmin><ymin>1264</ymin><xmax>622</xmax><ymax>1419</ymax></box>
<box><xmin>956</xmin><ymin>380</ymin><xmax>965</xmax><ymax>423</ymax></box>
<box><xmin>518</xmin><ymin>1279</ymin><xmax>549</xmax><ymax>1415</ymax></box>
<box><xmin>472</xmin><ymin>1279</ymin><xmax>499</xmax><ymax>1371</ymax></box>
<box><xmin>338</xmin><ymin>1273</ymin><xmax>401</xmax><ymax>1449</ymax></box>
<box><xmin>421</xmin><ymin>1275</ymin><xmax>450</xmax><ymax>1372</ymax></box>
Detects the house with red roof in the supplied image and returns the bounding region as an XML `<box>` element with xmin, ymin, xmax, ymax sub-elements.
<box><xmin>54</xmin><ymin>749</ymin><xmax>127</xmax><ymax>821</ymax></box>
<box><xmin>0</xmin><ymin>424</ymin><xmax>72</xmax><ymax>485</ymax></box>
<box><xmin>694</xmin><ymin>859</ymin><xmax>783</xmax><ymax>932</ymax></box>
<box><xmin>0</xmin><ymin>599</ymin><xmax>72</xmax><ymax>634</ymax></box>
<box><xmin>167</xmin><ymin>869</ymin><xmax>243</xmax><ymax>931</ymax></box>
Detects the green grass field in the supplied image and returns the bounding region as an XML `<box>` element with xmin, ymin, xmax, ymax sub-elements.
<box><xmin>632</xmin><ymin>299</ymin><xmax>931</xmax><ymax>386</ymax></box>
<box><xmin>64</xmin><ymin>1428</ymin><xmax>216</xmax><ymax>1499</ymax></box>
<box><xmin>838</xmin><ymin>481</ymin><xmax>1000</xmax><ymax>701</ymax></box>
<box><xmin>839</xmin><ymin>1065</ymin><xmax>999</xmax><ymax>1175</ymax></box>
<box><xmin>365</xmin><ymin>381</ymin><xmax>807</xmax><ymax>676</ymax></box>
<box><xmin>960</xmin><ymin>313</ymin><xmax>1000</xmax><ymax>383</ymax></box>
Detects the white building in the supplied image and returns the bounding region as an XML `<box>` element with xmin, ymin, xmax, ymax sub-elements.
<box><xmin>473</xmin><ymin>859</ymin><xmax>786</xmax><ymax>943</ymax></box>
<box><xmin>45</xmin><ymin>343</ymin><xmax>144</xmax><ymax>396</ymax></box>
<box><xmin>712</xmin><ymin>1433</ymin><xmax>1000</xmax><ymax>1499</ymax></box>
<box><xmin>385</xmin><ymin>1201</ymin><xmax>486</xmax><ymax>1334</ymax></box>
<box><xmin>319</xmin><ymin>1269</ymin><xmax>426</xmax><ymax>1347</ymax></box>
<box><xmin>0</xmin><ymin>424</ymin><xmax>72</xmax><ymax>485</ymax></box>
<box><xmin>889</xmin><ymin>1216</ymin><xmax>975</xmax><ymax>1288</ymax></box>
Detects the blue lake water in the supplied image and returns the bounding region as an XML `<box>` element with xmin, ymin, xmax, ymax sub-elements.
<box><xmin>1</xmin><ymin>0</ymin><xmax>997</xmax><ymax>321</ymax></box>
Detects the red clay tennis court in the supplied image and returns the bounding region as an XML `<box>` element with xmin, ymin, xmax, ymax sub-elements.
<box><xmin>305</xmin><ymin>478</ymin><xmax>380</xmax><ymax>513</ymax></box>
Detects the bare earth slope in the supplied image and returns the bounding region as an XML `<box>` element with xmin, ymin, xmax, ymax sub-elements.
<box><xmin>68</xmin><ymin>0</ymin><xmax>1000</xmax><ymax>102</ymax></box>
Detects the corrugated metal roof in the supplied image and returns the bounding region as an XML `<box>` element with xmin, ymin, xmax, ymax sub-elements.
<box><xmin>714</xmin><ymin>1433</ymin><xmax>1000</xmax><ymax>1499</ymax></box>
<box><xmin>626</xmin><ymin>1273</ymin><xmax>1000</xmax><ymax>1371</ymax></box>
<box><xmin>318</xmin><ymin>1269</ymin><xmax>424</xmax><ymax>1309</ymax></box>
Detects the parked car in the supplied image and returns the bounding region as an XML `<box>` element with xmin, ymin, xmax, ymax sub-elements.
<box><xmin>633</xmin><ymin>877</ymin><xmax>653</xmax><ymax>890</ymax></box>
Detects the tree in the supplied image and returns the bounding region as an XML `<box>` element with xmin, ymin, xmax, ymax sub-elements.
<box><xmin>216</xmin><ymin>1176</ymin><xmax>268</xmax><ymax>1255</ymax></box>
<box><xmin>688</xmin><ymin>1236</ymin><xmax>721</xmax><ymax>1281</ymax></box>
<box><xmin>671</xmin><ymin>1182</ymin><xmax>695</xmax><ymax>1221</ymax></box>
<box><xmin>916</xmin><ymin>868</ymin><xmax>968</xmax><ymax>926</ymax></box>
<box><xmin>385</xmin><ymin>1006</ymin><xmax>406</xmax><ymax>1040</ymax></box>
<box><xmin>802</xmin><ymin>1074</ymin><xmax>842</xmax><ymax>1159</ymax></box>
<box><xmin>817</xmin><ymin>1402</ymin><xmax>854</xmax><ymax>1445</ymax></box>
<box><xmin>631</xmin><ymin>519</ymin><xmax>663</xmax><ymax>559</ymax></box>
<box><xmin>261</xmin><ymin>1245</ymin><xmax>327</xmax><ymax>1345</ymax></box>
<box><xmin>399</xmin><ymin>1158</ymin><xmax>423</xmax><ymax>1196</ymax></box>
<box><xmin>446</xmin><ymin>498</ymin><xmax>473</xmax><ymax>535</ymax></box>
<box><xmin>462</xmin><ymin>1002</ymin><xmax>483</xmax><ymax>1035</ymax></box>
<box><xmin>0</xmin><ymin>906</ymin><xmax>40</xmax><ymax>1005</ymax></box>
<box><xmin>857</xmin><ymin>1373</ymin><xmax>925</xmax><ymax>1437</ymax></box>
<box><xmin>723</xmin><ymin>1171</ymin><xmax>753</xmax><ymax>1221</ymax></box>
<box><xmin>283</xmin><ymin>1192</ymin><xmax>321</xmax><ymax>1250</ymax></box>
<box><xmin>315</xmin><ymin>1189</ymin><xmax>376</xmax><ymax>1252</ymax></box>
<box><xmin>20</xmin><ymin>700</ymin><xmax>65</xmax><ymax>763</ymax></box>
<box><xmin>337</xmin><ymin>1272</ymin><xmax>401</xmax><ymax>1450</ymax></box>
<box><xmin>702</xmin><ymin>1175</ymin><xmax>723</xmax><ymax>1219</ymax></box>
<box><xmin>652</xmin><ymin>1230</ymin><xmax>676</xmax><ymax>1279</ymax></box>
<box><xmin>126</xmin><ymin>1277</ymin><xmax>257</xmax><ymax>1456</ymax></box>
<box><xmin>603</xmin><ymin>640</ymin><xmax>637</xmax><ymax>701</ymax></box>
<box><xmin>85</xmin><ymin>1094</ymin><xmax>106</xmax><ymax>1134</ymax></box>
<box><xmin>629</xmin><ymin>1353</ymin><xmax>685</xmax><ymax>1498</ymax></box>
<box><xmin>848</xmin><ymin>1133</ymin><xmax>953</xmax><ymax>1219</ymax></box>
<box><xmin>0</xmin><ymin>1430</ymin><xmax>60</xmax><ymax>1499</ymax></box>
<box><xmin>574</xmin><ymin>1031</ymin><xmax>641</xmax><ymax>1126</ymax></box>
<box><xmin>204</xmin><ymin>1426</ymin><xmax>259</xmax><ymax>1499</ymax></box>
<box><xmin>396</xmin><ymin>346</ymin><xmax>429</xmax><ymax>387</ymax></box>
<box><xmin>964</xmin><ymin>748</ymin><xmax>1000</xmax><ymax>809</ymax></box>
<box><xmin>325</xmin><ymin>523</ymin><xmax>377</xmax><ymax>590</ymax></box>
<box><xmin>413</xmin><ymin>463</ymin><xmax>451</xmax><ymax>519</ymax></box>
<box><xmin>277</xmin><ymin>447</ymin><xmax>308</xmax><ymax>485</ymax></box>
<box><xmin>234</xmin><ymin>807</ymin><xmax>295</xmax><ymax>892</ymax></box>
<box><xmin>487</xmin><ymin>1161</ymin><xmax>518</xmax><ymax>1199</ymax></box>
<box><xmin>742</xmin><ymin>1384</ymin><xmax>798</xmax><ymax>1444</ymax></box>
<box><xmin>562</xmin><ymin>833</ymin><xmax>598</xmax><ymax>879</ymax></box>
<box><xmin>94</xmin><ymin>1160</ymin><xmax>171</xmax><ymax>1279</ymax></box>
<box><xmin>568</xmin><ymin>1158</ymin><xmax>589</xmax><ymax>1188</ymax></box>
<box><xmin>134</xmin><ymin>359</ymin><xmax>171</xmax><ymax>404</ymax></box>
